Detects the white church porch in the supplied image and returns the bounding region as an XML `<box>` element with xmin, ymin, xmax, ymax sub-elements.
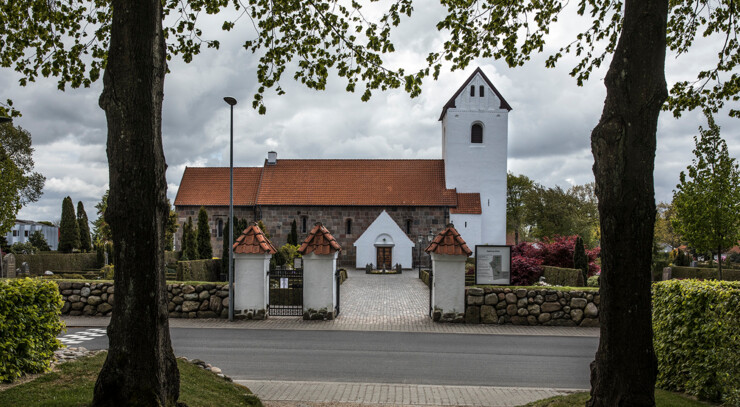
<box><xmin>353</xmin><ymin>210</ymin><xmax>415</xmax><ymax>269</ymax></box>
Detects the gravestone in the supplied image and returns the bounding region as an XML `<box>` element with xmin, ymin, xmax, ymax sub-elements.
<box><xmin>662</xmin><ymin>267</ymin><xmax>672</xmax><ymax>281</ymax></box>
<box><xmin>21</xmin><ymin>262</ymin><xmax>30</xmax><ymax>277</ymax></box>
<box><xmin>2</xmin><ymin>253</ymin><xmax>16</xmax><ymax>278</ymax></box>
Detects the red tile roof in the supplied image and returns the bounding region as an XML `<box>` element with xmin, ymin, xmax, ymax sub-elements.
<box><xmin>257</xmin><ymin>159</ymin><xmax>456</xmax><ymax>206</ymax></box>
<box><xmin>425</xmin><ymin>224</ymin><xmax>473</xmax><ymax>256</ymax></box>
<box><xmin>450</xmin><ymin>193</ymin><xmax>482</xmax><ymax>214</ymax></box>
<box><xmin>299</xmin><ymin>223</ymin><xmax>342</xmax><ymax>255</ymax></box>
<box><xmin>174</xmin><ymin>160</ymin><xmax>463</xmax><ymax>208</ymax></box>
<box><xmin>174</xmin><ymin>167</ymin><xmax>262</xmax><ymax>206</ymax></box>
<box><xmin>233</xmin><ymin>223</ymin><xmax>277</xmax><ymax>254</ymax></box>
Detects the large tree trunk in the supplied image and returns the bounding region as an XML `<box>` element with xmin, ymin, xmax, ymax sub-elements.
<box><xmin>587</xmin><ymin>1</ymin><xmax>668</xmax><ymax>406</ymax></box>
<box><xmin>92</xmin><ymin>0</ymin><xmax>180</xmax><ymax>404</ymax></box>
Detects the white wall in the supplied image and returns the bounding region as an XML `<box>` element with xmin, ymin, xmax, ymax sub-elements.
<box><xmin>449</xmin><ymin>214</ymin><xmax>482</xmax><ymax>252</ymax></box>
<box><xmin>303</xmin><ymin>251</ymin><xmax>338</xmax><ymax>312</ymax></box>
<box><xmin>353</xmin><ymin>210</ymin><xmax>415</xmax><ymax>268</ymax></box>
<box><xmin>233</xmin><ymin>253</ymin><xmax>271</xmax><ymax>312</ymax></box>
<box><xmin>431</xmin><ymin>252</ymin><xmax>467</xmax><ymax>315</ymax></box>
<box><xmin>442</xmin><ymin>72</ymin><xmax>508</xmax><ymax>245</ymax></box>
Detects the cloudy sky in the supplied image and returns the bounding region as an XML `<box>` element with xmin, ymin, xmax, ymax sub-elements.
<box><xmin>3</xmin><ymin>2</ymin><xmax>738</xmax><ymax>225</ymax></box>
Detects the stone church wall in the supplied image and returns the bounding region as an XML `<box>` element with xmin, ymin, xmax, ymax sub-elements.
<box><xmin>175</xmin><ymin>205</ymin><xmax>449</xmax><ymax>268</ymax></box>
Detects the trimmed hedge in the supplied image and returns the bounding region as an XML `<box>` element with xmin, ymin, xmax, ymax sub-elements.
<box><xmin>419</xmin><ymin>269</ymin><xmax>431</xmax><ymax>287</ymax></box>
<box><xmin>542</xmin><ymin>266</ymin><xmax>584</xmax><ymax>287</ymax></box>
<box><xmin>14</xmin><ymin>253</ymin><xmax>99</xmax><ymax>275</ymax></box>
<box><xmin>176</xmin><ymin>259</ymin><xmax>222</xmax><ymax>282</ymax></box>
<box><xmin>164</xmin><ymin>251</ymin><xmax>180</xmax><ymax>265</ymax></box>
<box><xmin>669</xmin><ymin>266</ymin><xmax>740</xmax><ymax>281</ymax></box>
<box><xmin>0</xmin><ymin>278</ymin><xmax>64</xmax><ymax>382</ymax></box>
<box><xmin>653</xmin><ymin>280</ymin><xmax>740</xmax><ymax>404</ymax></box>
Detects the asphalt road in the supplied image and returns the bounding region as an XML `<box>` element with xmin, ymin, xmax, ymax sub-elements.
<box><xmin>61</xmin><ymin>328</ymin><xmax>597</xmax><ymax>389</ymax></box>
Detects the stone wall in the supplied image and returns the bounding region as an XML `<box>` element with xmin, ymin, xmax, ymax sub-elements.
<box><xmin>58</xmin><ymin>281</ymin><xmax>232</xmax><ymax>319</ymax></box>
<box><xmin>464</xmin><ymin>287</ymin><xmax>600</xmax><ymax>327</ymax></box>
<box><xmin>176</xmin><ymin>204</ymin><xmax>448</xmax><ymax>268</ymax></box>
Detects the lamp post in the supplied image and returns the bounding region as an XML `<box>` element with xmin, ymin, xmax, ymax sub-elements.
<box><xmin>224</xmin><ymin>96</ymin><xmax>237</xmax><ymax>322</ymax></box>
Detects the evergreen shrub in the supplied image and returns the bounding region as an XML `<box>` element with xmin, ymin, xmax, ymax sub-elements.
<box><xmin>587</xmin><ymin>275</ymin><xmax>600</xmax><ymax>287</ymax></box>
<box><xmin>0</xmin><ymin>278</ymin><xmax>64</xmax><ymax>382</ymax></box>
<box><xmin>653</xmin><ymin>280</ymin><xmax>740</xmax><ymax>404</ymax></box>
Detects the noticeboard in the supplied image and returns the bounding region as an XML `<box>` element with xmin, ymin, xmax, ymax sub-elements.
<box><xmin>475</xmin><ymin>245</ymin><xmax>512</xmax><ymax>285</ymax></box>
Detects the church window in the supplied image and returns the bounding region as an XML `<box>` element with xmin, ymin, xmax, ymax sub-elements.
<box><xmin>470</xmin><ymin>85</ymin><xmax>475</xmax><ymax>96</ymax></box>
<box><xmin>479</xmin><ymin>86</ymin><xmax>484</xmax><ymax>97</ymax></box>
<box><xmin>406</xmin><ymin>219</ymin><xmax>412</xmax><ymax>234</ymax></box>
<box><xmin>471</xmin><ymin>123</ymin><xmax>483</xmax><ymax>143</ymax></box>
<box><xmin>217</xmin><ymin>219</ymin><xmax>223</xmax><ymax>238</ymax></box>
<box><xmin>465</xmin><ymin>221</ymin><xmax>467</xmax><ymax>228</ymax></box>
<box><xmin>301</xmin><ymin>217</ymin><xmax>308</xmax><ymax>233</ymax></box>
<box><xmin>346</xmin><ymin>219</ymin><xmax>352</xmax><ymax>235</ymax></box>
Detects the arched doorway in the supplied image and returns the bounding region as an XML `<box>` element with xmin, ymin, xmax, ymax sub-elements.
<box><xmin>374</xmin><ymin>233</ymin><xmax>394</xmax><ymax>269</ymax></box>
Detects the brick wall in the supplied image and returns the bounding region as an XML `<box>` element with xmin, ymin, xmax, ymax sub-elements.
<box><xmin>175</xmin><ymin>205</ymin><xmax>449</xmax><ymax>268</ymax></box>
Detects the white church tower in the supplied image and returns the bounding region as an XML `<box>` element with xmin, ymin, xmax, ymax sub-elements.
<box><xmin>441</xmin><ymin>68</ymin><xmax>511</xmax><ymax>248</ymax></box>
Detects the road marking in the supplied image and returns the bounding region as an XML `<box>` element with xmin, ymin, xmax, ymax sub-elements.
<box><xmin>58</xmin><ymin>328</ymin><xmax>107</xmax><ymax>346</ymax></box>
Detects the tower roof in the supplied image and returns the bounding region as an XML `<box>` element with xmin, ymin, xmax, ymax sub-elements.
<box><xmin>438</xmin><ymin>67</ymin><xmax>512</xmax><ymax>121</ymax></box>
<box><xmin>425</xmin><ymin>224</ymin><xmax>473</xmax><ymax>256</ymax></box>
<box><xmin>298</xmin><ymin>223</ymin><xmax>342</xmax><ymax>255</ymax></box>
<box><xmin>233</xmin><ymin>223</ymin><xmax>277</xmax><ymax>254</ymax></box>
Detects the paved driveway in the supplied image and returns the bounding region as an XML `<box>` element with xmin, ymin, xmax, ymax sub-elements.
<box><xmin>339</xmin><ymin>268</ymin><xmax>429</xmax><ymax>325</ymax></box>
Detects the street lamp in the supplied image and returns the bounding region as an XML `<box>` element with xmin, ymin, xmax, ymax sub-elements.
<box><xmin>224</xmin><ymin>96</ymin><xmax>237</xmax><ymax>322</ymax></box>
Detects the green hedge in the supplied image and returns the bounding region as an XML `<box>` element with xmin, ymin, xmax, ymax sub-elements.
<box><xmin>653</xmin><ymin>280</ymin><xmax>740</xmax><ymax>404</ymax></box>
<box><xmin>176</xmin><ymin>259</ymin><xmax>221</xmax><ymax>282</ymax></box>
<box><xmin>669</xmin><ymin>266</ymin><xmax>740</xmax><ymax>281</ymax></box>
<box><xmin>0</xmin><ymin>278</ymin><xmax>65</xmax><ymax>382</ymax></box>
<box><xmin>14</xmin><ymin>253</ymin><xmax>99</xmax><ymax>275</ymax></box>
<box><xmin>419</xmin><ymin>269</ymin><xmax>431</xmax><ymax>287</ymax></box>
<box><xmin>164</xmin><ymin>251</ymin><xmax>180</xmax><ymax>265</ymax></box>
<box><xmin>542</xmin><ymin>266</ymin><xmax>584</xmax><ymax>287</ymax></box>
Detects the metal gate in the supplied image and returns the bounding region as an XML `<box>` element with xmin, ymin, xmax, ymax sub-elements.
<box><xmin>335</xmin><ymin>269</ymin><xmax>341</xmax><ymax>317</ymax></box>
<box><xmin>268</xmin><ymin>267</ymin><xmax>303</xmax><ymax>316</ymax></box>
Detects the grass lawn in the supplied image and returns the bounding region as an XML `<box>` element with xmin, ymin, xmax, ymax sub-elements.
<box><xmin>522</xmin><ymin>389</ymin><xmax>715</xmax><ymax>406</ymax></box>
<box><xmin>0</xmin><ymin>352</ymin><xmax>262</xmax><ymax>407</ymax></box>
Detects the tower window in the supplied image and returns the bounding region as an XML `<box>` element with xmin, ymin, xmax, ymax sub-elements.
<box><xmin>470</xmin><ymin>85</ymin><xmax>475</xmax><ymax>96</ymax></box>
<box><xmin>346</xmin><ymin>219</ymin><xmax>352</xmax><ymax>235</ymax></box>
<box><xmin>471</xmin><ymin>123</ymin><xmax>483</xmax><ymax>143</ymax></box>
<box><xmin>479</xmin><ymin>86</ymin><xmax>484</xmax><ymax>97</ymax></box>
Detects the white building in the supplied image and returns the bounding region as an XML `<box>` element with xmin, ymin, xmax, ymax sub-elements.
<box><xmin>4</xmin><ymin>219</ymin><xmax>59</xmax><ymax>251</ymax></box>
<box><xmin>175</xmin><ymin>67</ymin><xmax>511</xmax><ymax>268</ymax></box>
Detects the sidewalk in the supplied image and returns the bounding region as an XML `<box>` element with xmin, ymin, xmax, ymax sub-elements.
<box><xmin>238</xmin><ymin>380</ymin><xmax>586</xmax><ymax>407</ymax></box>
<box><xmin>62</xmin><ymin>315</ymin><xmax>599</xmax><ymax>337</ymax></box>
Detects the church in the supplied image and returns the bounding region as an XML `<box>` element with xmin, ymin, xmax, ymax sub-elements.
<box><xmin>173</xmin><ymin>67</ymin><xmax>511</xmax><ymax>268</ymax></box>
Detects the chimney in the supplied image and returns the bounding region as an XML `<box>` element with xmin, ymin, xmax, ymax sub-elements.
<box><xmin>267</xmin><ymin>151</ymin><xmax>277</xmax><ymax>165</ymax></box>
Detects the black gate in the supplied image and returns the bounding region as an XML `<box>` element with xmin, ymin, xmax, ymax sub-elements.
<box><xmin>335</xmin><ymin>269</ymin><xmax>341</xmax><ymax>317</ymax></box>
<box><xmin>268</xmin><ymin>267</ymin><xmax>303</xmax><ymax>316</ymax></box>
<box><xmin>428</xmin><ymin>269</ymin><xmax>434</xmax><ymax>316</ymax></box>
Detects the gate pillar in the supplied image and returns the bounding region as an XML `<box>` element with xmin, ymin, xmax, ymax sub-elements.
<box><xmin>233</xmin><ymin>223</ymin><xmax>277</xmax><ymax>320</ymax></box>
<box><xmin>426</xmin><ymin>224</ymin><xmax>472</xmax><ymax>322</ymax></box>
<box><xmin>299</xmin><ymin>223</ymin><xmax>342</xmax><ymax>320</ymax></box>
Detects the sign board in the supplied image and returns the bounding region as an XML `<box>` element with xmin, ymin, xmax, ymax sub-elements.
<box><xmin>475</xmin><ymin>245</ymin><xmax>512</xmax><ymax>285</ymax></box>
<box><xmin>293</xmin><ymin>258</ymin><xmax>302</xmax><ymax>269</ymax></box>
<box><xmin>280</xmin><ymin>278</ymin><xmax>289</xmax><ymax>289</ymax></box>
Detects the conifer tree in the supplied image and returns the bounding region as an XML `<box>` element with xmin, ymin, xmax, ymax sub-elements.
<box><xmin>257</xmin><ymin>220</ymin><xmax>270</xmax><ymax>239</ymax></box>
<box><xmin>29</xmin><ymin>230</ymin><xmax>51</xmax><ymax>251</ymax></box>
<box><xmin>59</xmin><ymin>196</ymin><xmax>80</xmax><ymax>252</ymax></box>
<box><xmin>77</xmin><ymin>201</ymin><xmax>92</xmax><ymax>252</ymax></box>
<box><xmin>196</xmin><ymin>206</ymin><xmax>212</xmax><ymax>259</ymax></box>
<box><xmin>288</xmin><ymin>219</ymin><xmax>298</xmax><ymax>245</ymax></box>
<box><xmin>181</xmin><ymin>216</ymin><xmax>198</xmax><ymax>261</ymax></box>
<box><xmin>573</xmin><ymin>236</ymin><xmax>588</xmax><ymax>286</ymax></box>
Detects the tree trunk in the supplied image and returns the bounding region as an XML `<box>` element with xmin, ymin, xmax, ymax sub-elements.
<box><xmin>718</xmin><ymin>244</ymin><xmax>723</xmax><ymax>280</ymax></box>
<box><xmin>587</xmin><ymin>1</ymin><xmax>668</xmax><ymax>406</ymax></box>
<box><xmin>92</xmin><ymin>0</ymin><xmax>180</xmax><ymax>404</ymax></box>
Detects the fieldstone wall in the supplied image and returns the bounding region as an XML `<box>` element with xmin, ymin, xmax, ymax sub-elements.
<box><xmin>58</xmin><ymin>281</ymin><xmax>233</xmax><ymax>319</ymax></box>
<box><xmin>464</xmin><ymin>287</ymin><xmax>600</xmax><ymax>327</ymax></box>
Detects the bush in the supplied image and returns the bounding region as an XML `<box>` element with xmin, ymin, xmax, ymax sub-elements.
<box><xmin>0</xmin><ymin>278</ymin><xmax>64</xmax><ymax>382</ymax></box>
<box><xmin>587</xmin><ymin>275</ymin><xmax>600</xmax><ymax>287</ymax></box>
<box><xmin>28</xmin><ymin>231</ymin><xmax>51</xmax><ymax>252</ymax></box>
<box><xmin>653</xmin><ymin>280</ymin><xmax>740</xmax><ymax>404</ymax></box>
<box><xmin>14</xmin><ymin>253</ymin><xmax>99</xmax><ymax>275</ymax></box>
<box><xmin>670</xmin><ymin>266</ymin><xmax>740</xmax><ymax>281</ymax></box>
<box><xmin>10</xmin><ymin>242</ymin><xmax>37</xmax><ymax>255</ymax></box>
<box><xmin>511</xmin><ymin>256</ymin><xmax>543</xmax><ymax>285</ymax></box>
<box><xmin>101</xmin><ymin>265</ymin><xmax>114</xmax><ymax>279</ymax></box>
<box><xmin>176</xmin><ymin>259</ymin><xmax>221</xmax><ymax>282</ymax></box>
<box><xmin>512</xmin><ymin>236</ymin><xmax>600</xmax><ymax>278</ymax></box>
<box><xmin>542</xmin><ymin>266</ymin><xmax>583</xmax><ymax>286</ymax></box>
